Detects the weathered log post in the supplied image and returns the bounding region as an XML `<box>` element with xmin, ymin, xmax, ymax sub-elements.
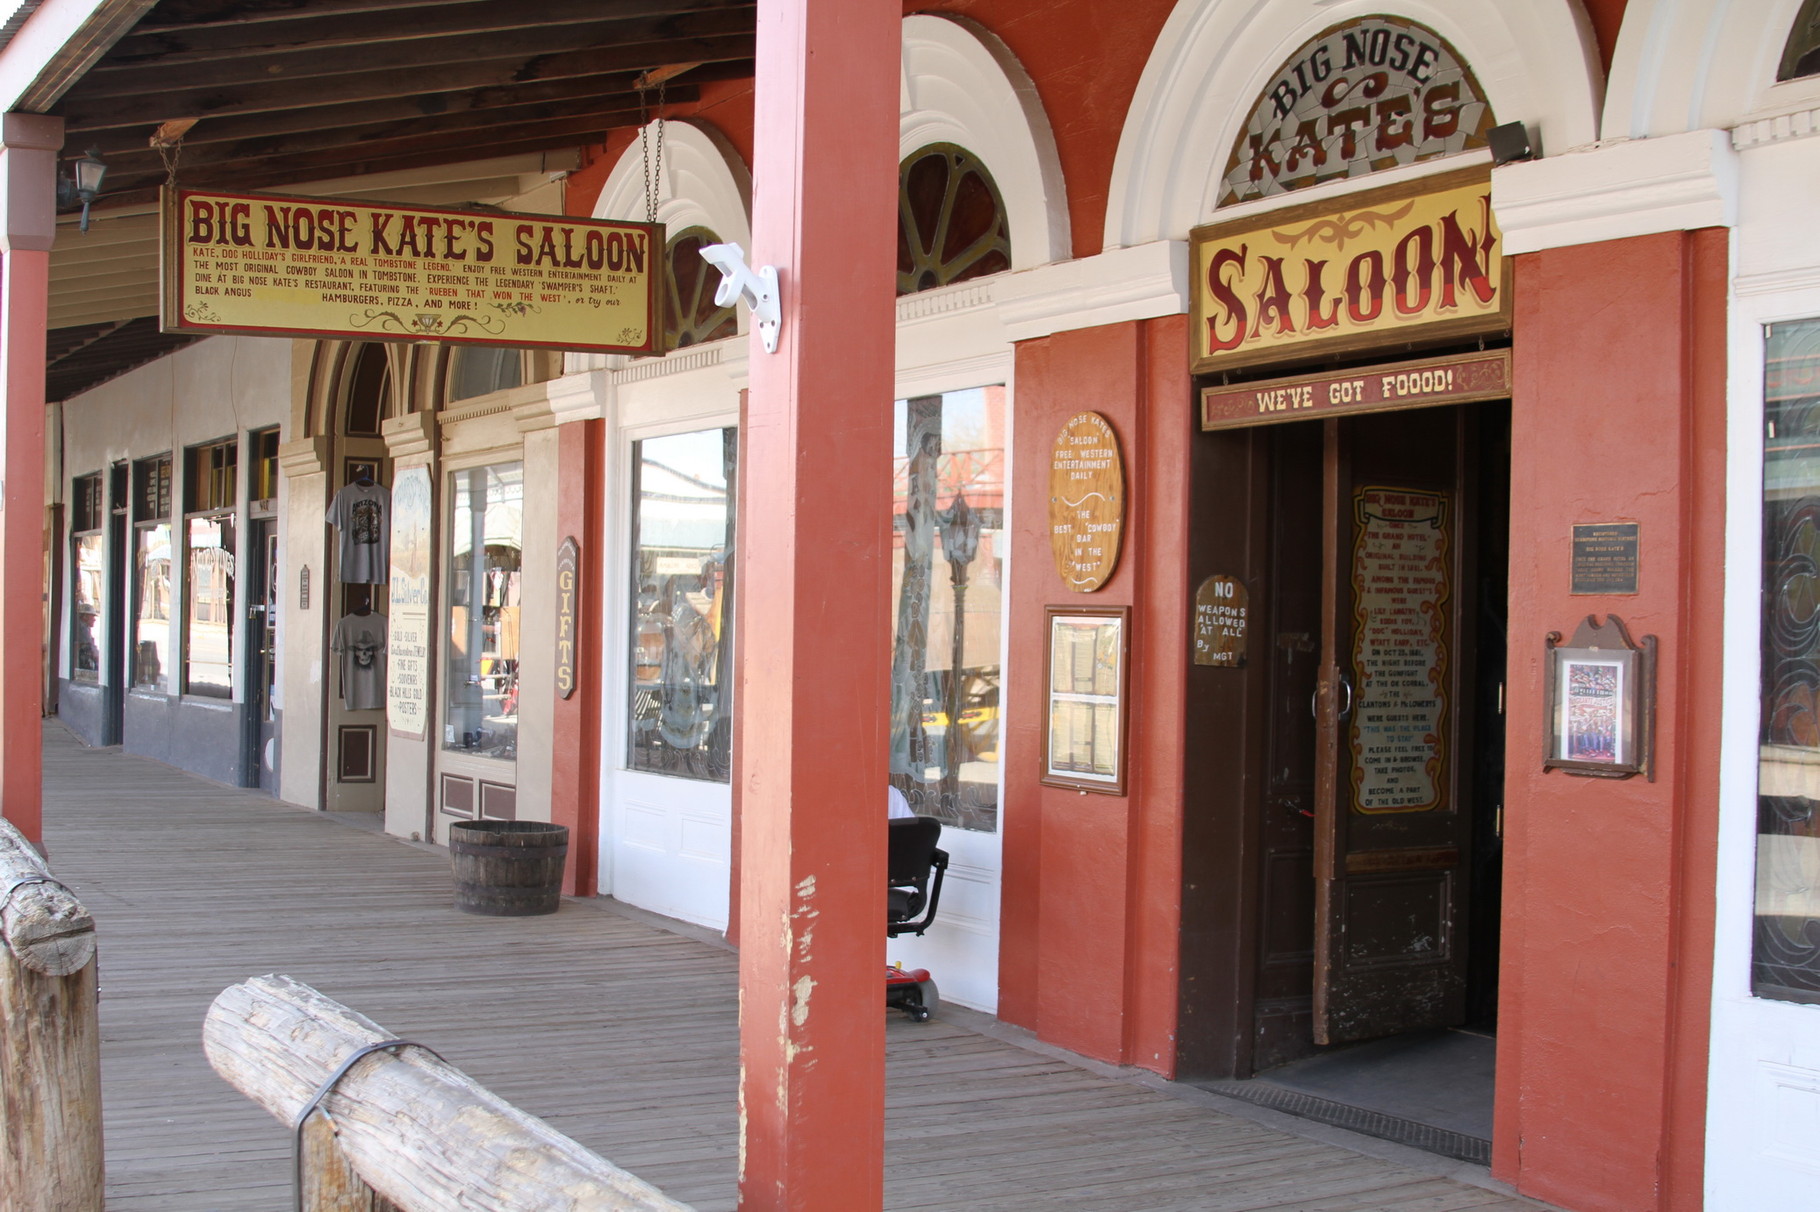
<box><xmin>203</xmin><ymin>974</ymin><xmax>695</xmax><ymax>1212</ymax></box>
<box><xmin>0</xmin><ymin>818</ymin><xmax>103</xmax><ymax>1212</ymax></box>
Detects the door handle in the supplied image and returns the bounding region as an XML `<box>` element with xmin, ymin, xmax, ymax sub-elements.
<box><xmin>1311</xmin><ymin>674</ymin><xmax>1356</xmax><ymax>720</ymax></box>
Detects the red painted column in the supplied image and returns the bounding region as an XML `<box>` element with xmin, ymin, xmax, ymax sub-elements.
<box><xmin>1495</xmin><ymin>229</ymin><xmax>1723</xmax><ymax>1212</ymax></box>
<box><xmin>550</xmin><ymin>417</ymin><xmax>603</xmax><ymax>896</ymax></box>
<box><xmin>737</xmin><ymin>2</ymin><xmax>897</xmax><ymax>1208</ymax></box>
<box><xmin>0</xmin><ymin>114</ymin><xmax>60</xmax><ymax>846</ymax></box>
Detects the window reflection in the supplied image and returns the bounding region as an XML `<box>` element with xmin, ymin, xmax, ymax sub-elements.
<box><xmin>627</xmin><ymin>428</ymin><xmax>736</xmax><ymax>781</ymax></box>
<box><xmin>71</xmin><ymin>533</ymin><xmax>103</xmax><ymax>682</ymax></box>
<box><xmin>184</xmin><ymin>515</ymin><xmax>235</xmax><ymax>698</ymax></box>
<box><xmin>444</xmin><ymin>462</ymin><xmax>522</xmax><ymax>761</ymax></box>
<box><xmin>891</xmin><ymin>387</ymin><xmax>1005</xmax><ymax>832</ymax></box>
<box><xmin>1757</xmin><ymin>319</ymin><xmax>1820</xmax><ymax>1004</ymax></box>
<box><xmin>133</xmin><ymin>523</ymin><xmax>171</xmax><ymax>692</ymax></box>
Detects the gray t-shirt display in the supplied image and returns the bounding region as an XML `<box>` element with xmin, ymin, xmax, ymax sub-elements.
<box><xmin>332</xmin><ymin>611</ymin><xmax>389</xmax><ymax>711</ymax></box>
<box><xmin>327</xmin><ymin>481</ymin><xmax>391</xmax><ymax>584</ymax></box>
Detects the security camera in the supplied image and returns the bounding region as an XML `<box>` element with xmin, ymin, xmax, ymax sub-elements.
<box><xmin>699</xmin><ymin>242</ymin><xmax>781</xmax><ymax>353</ymax></box>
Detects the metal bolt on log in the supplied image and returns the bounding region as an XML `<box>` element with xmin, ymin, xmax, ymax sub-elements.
<box><xmin>204</xmin><ymin>974</ymin><xmax>695</xmax><ymax>1212</ymax></box>
<box><xmin>0</xmin><ymin>818</ymin><xmax>103</xmax><ymax>1212</ymax></box>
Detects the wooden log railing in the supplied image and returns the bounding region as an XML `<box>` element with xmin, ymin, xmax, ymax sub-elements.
<box><xmin>0</xmin><ymin>818</ymin><xmax>103</xmax><ymax>1212</ymax></box>
<box><xmin>203</xmin><ymin>974</ymin><xmax>695</xmax><ymax>1212</ymax></box>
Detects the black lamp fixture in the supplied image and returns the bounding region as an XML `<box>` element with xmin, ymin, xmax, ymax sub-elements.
<box><xmin>1487</xmin><ymin>121</ymin><xmax>1538</xmax><ymax>166</ymax></box>
<box><xmin>56</xmin><ymin>149</ymin><xmax>107</xmax><ymax>233</ymax></box>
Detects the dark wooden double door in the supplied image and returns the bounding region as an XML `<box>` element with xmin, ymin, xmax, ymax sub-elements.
<box><xmin>1183</xmin><ymin>400</ymin><xmax>1507</xmax><ymax>1076</ymax></box>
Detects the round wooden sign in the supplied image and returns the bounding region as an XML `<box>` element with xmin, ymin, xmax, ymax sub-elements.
<box><xmin>1048</xmin><ymin>412</ymin><xmax>1125</xmax><ymax>592</ymax></box>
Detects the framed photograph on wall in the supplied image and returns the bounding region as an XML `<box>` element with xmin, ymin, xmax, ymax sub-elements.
<box><xmin>1543</xmin><ymin>614</ymin><xmax>1655</xmax><ymax>780</ymax></box>
<box><xmin>1042</xmin><ymin>605</ymin><xmax>1130</xmax><ymax>795</ymax></box>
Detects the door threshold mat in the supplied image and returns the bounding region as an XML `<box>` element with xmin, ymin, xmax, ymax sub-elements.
<box><xmin>1195</xmin><ymin>1079</ymin><xmax>1491</xmax><ymax>1164</ymax></box>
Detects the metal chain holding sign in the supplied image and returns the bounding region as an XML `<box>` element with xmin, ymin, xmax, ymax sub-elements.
<box><xmin>639</xmin><ymin>79</ymin><xmax>667</xmax><ymax>224</ymax></box>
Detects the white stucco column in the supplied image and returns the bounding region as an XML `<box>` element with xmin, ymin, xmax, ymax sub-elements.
<box><xmin>0</xmin><ymin>112</ymin><xmax>62</xmax><ymax>844</ymax></box>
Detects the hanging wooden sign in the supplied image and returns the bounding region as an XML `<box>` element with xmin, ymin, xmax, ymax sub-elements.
<box><xmin>1193</xmin><ymin>576</ymin><xmax>1249</xmax><ymax>667</ymax></box>
<box><xmin>555</xmin><ymin>536</ymin><xmax>581</xmax><ymax>700</ymax></box>
<box><xmin>1048</xmin><ymin>412</ymin><xmax>1125</xmax><ymax>592</ymax></box>
<box><xmin>161</xmin><ymin>187</ymin><xmax>666</xmax><ymax>355</ymax></box>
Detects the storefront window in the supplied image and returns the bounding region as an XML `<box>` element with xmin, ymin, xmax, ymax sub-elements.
<box><xmin>132</xmin><ymin>453</ymin><xmax>173</xmax><ymax>693</ymax></box>
<box><xmin>1757</xmin><ymin>319</ymin><xmax>1820</xmax><ymax>1003</ymax></box>
<box><xmin>444</xmin><ymin>462</ymin><xmax>522</xmax><ymax>761</ymax></box>
<box><xmin>70</xmin><ymin>473</ymin><xmax>103</xmax><ymax>683</ymax></box>
<box><xmin>891</xmin><ymin>387</ymin><xmax>1006</xmax><ymax>831</ymax></box>
<box><xmin>183</xmin><ymin>439</ymin><xmax>236</xmax><ymax>698</ymax></box>
<box><xmin>627</xmin><ymin>428</ymin><xmax>735</xmax><ymax>780</ymax></box>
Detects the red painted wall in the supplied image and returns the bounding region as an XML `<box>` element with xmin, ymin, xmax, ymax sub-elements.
<box><xmin>1001</xmin><ymin>315</ymin><xmax>1190</xmax><ymax>1072</ymax></box>
<box><xmin>1495</xmin><ymin>229</ymin><xmax>1722</xmax><ymax>1212</ymax></box>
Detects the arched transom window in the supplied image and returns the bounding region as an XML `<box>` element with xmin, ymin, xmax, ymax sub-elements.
<box><xmin>665</xmin><ymin>226</ymin><xmax>739</xmax><ymax>350</ymax></box>
<box><xmin>897</xmin><ymin>143</ymin><xmax>1011</xmax><ymax>296</ymax></box>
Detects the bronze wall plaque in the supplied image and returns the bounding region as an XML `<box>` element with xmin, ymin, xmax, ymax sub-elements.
<box><xmin>1571</xmin><ymin>523</ymin><xmax>1639</xmax><ymax>595</ymax></box>
<box><xmin>1048</xmin><ymin>412</ymin><xmax>1125</xmax><ymax>592</ymax></box>
<box><xmin>1193</xmin><ymin>575</ymin><xmax>1249</xmax><ymax>667</ymax></box>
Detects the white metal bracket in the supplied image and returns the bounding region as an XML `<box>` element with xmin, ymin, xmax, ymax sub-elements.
<box><xmin>699</xmin><ymin>242</ymin><xmax>780</xmax><ymax>353</ymax></box>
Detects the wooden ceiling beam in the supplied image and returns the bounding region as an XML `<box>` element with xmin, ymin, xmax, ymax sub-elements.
<box><xmin>102</xmin><ymin>111</ymin><xmax>635</xmax><ymax>196</ymax></box>
<box><xmin>96</xmin><ymin>99</ymin><xmax>654</xmax><ymax>173</ymax></box>
<box><xmin>111</xmin><ymin>0</ymin><xmax>749</xmax><ymax>65</ymax></box>
<box><xmin>54</xmin><ymin>34</ymin><xmax>753</xmax><ymax>127</ymax></box>
<box><xmin>70</xmin><ymin>78</ymin><xmax>700</xmax><ymax>153</ymax></box>
<box><xmin>133</xmin><ymin>0</ymin><xmax>496</xmax><ymax>34</ymax></box>
<box><xmin>95</xmin><ymin>131</ymin><xmax>605</xmax><ymax>210</ymax></box>
<box><xmin>73</xmin><ymin>8</ymin><xmax>754</xmax><ymax>97</ymax></box>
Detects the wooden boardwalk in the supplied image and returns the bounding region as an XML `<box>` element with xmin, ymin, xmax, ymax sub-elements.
<box><xmin>37</xmin><ymin>725</ymin><xmax>1558</xmax><ymax>1211</ymax></box>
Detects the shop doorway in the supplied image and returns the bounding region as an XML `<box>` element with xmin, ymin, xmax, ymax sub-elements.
<box><xmin>1184</xmin><ymin>397</ymin><xmax>1508</xmax><ymax>1157</ymax></box>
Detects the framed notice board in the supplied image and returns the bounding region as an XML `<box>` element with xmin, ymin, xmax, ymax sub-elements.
<box><xmin>1042</xmin><ymin>605</ymin><xmax>1130</xmax><ymax>795</ymax></box>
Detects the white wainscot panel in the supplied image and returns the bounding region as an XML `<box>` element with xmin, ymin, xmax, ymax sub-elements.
<box><xmin>679</xmin><ymin>813</ymin><xmax>731</xmax><ymax>862</ymax></box>
<box><xmin>1762</xmin><ymin>1061</ymin><xmax>1820</xmax><ymax>1174</ymax></box>
<box><xmin>620</xmin><ymin>801</ymin><xmax>670</xmax><ymax>852</ymax></box>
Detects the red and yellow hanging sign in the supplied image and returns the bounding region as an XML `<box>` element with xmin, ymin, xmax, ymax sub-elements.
<box><xmin>161</xmin><ymin>187</ymin><xmax>666</xmax><ymax>355</ymax></box>
<box><xmin>1189</xmin><ymin>167</ymin><xmax>1508</xmax><ymax>375</ymax></box>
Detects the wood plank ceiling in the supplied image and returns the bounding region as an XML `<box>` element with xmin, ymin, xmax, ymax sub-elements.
<box><xmin>42</xmin><ymin>0</ymin><xmax>756</xmax><ymax>400</ymax></box>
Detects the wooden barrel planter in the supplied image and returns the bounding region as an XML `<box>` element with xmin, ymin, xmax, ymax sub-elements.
<box><xmin>449</xmin><ymin>822</ymin><xmax>569</xmax><ymax>916</ymax></box>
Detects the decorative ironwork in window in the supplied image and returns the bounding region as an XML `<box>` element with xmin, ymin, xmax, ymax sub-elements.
<box><xmin>1783</xmin><ymin>0</ymin><xmax>1820</xmax><ymax>80</ymax></box>
<box><xmin>897</xmin><ymin>144</ymin><xmax>1011</xmax><ymax>296</ymax></box>
<box><xmin>890</xmin><ymin>387</ymin><xmax>1006</xmax><ymax>832</ymax></box>
<box><xmin>1757</xmin><ymin>318</ymin><xmax>1820</xmax><ymax>1003</ymax></box>
<box><xmin>627</xmin><ymin>428</ymin><xmax>736</xmax><ymax>782</ymax></box>
<box><xmin>664</xmin><ymin>227</ymin><xmax>738</xmax><ymax>350</ymax></box>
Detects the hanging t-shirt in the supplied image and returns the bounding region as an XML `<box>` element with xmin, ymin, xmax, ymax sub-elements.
<box><xmin>327</xmin><ymin>481</ymin><xmax>391</xmax><ymax>584</ymax></box>
<box><xmin>332</xmin><ymin>611</ymin><xmax>389</xmax><ymax>712</ymax></box>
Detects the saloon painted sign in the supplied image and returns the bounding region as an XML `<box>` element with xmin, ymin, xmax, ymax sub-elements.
<box><xmin>161</xmin><ymin>187</ymin><xmax>665</xmax><ymax>355</ymax></box>
<box><xmin>1216</xmin><ymin>16</ymin><xmax>1493</xmax><ymax>208</ymax></box>
<box><xmin>1189</xmin><ymin>168</ymin><xmax>1507</xmax><ymax>374</ymax></box>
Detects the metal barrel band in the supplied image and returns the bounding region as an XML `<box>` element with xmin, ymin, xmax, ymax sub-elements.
<box><xmin>291</xmin><ymin>1037</ymin><xmax>446</xmax><ymax>1212</ymax></box>
<box><xmin>450</xmin><ymin>840</ymin><xmax>570</xmax><ymax>860</ymax></box>
<box><xmin>0</xmin><ymin>874</ymin><xmax>56</xmax><ymax>904</ymax></box>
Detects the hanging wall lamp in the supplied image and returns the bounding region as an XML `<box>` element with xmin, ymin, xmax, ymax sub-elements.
<box><xmin>56</xmin><ymin>149</ymin><xmax>108</xmax><ymax>232</ymax></box>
